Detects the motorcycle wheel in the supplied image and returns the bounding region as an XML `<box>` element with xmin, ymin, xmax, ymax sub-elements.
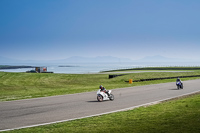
<box><xmin>177</xmin><ymin>86</ymin><xmax>180</xmax><ymax>90</ymax></box>
<box><xmin>97</xmin><ymin>95</ymin><xmax>103</xmax><ymax>102</ymax></box>
<box><xmin>109</xmin><ymin>94</ymin><xmax>114</xmax><ymax>101</ymax></box>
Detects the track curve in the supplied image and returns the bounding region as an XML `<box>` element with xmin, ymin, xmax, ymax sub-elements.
<box><xmin>0</xmin><ymin>79</ymin><xmax>200</xmax><ymax>131</ymax></box>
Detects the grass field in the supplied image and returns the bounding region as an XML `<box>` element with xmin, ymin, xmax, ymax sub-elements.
<box><xmin>5</xmin><ymin>93</ymin><xmax>200</xmax><ymax>133</ymax></box>
<box><xmin>1</xmin><ymin>67</ymin><xmax>200</xmax><ymax>101</ymax></box>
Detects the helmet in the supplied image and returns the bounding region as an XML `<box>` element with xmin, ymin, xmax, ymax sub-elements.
<box><xmin>99</xmin><ymin>85</ymin><xmax>103</xmax><ymax>90</ymax></box>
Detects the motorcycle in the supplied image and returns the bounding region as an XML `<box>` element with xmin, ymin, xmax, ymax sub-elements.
<box><xmin>176</xmin><ymin>81</ymin><xmax>183</xmax><ymax>89</ymax></box>
<box><xmin>97</xmin><ymin>89</ymin><xmax>114</xmax><ymax>102</ymax></box>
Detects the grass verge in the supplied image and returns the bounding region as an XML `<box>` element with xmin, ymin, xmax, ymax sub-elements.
<box><xmin>5</xmin><ymin>93</ymin><xmax>200</xmax><ymax>133</ymax></box>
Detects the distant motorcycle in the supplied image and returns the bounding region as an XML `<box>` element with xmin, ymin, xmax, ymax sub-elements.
<box><xmin>97</xmin><ymin>89</ymin><xmax>114</xmax><ymax>102</ymax></box>
<box><xmin>176</xmin><ymin>81</ymin><xmax>183</xmax><ymax>89</ymax></box>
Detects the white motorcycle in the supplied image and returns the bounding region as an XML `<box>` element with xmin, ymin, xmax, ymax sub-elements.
<box><xmin>97</xmin><ymin>89</ymin><xmax>114</xmax><ymax>102</ymax></box>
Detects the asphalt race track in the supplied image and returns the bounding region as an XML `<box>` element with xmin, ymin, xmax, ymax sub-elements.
<box><xmin>0</xmin><ymin>79</ymin><xmax>200</xmax><ymax>131</ymax></box>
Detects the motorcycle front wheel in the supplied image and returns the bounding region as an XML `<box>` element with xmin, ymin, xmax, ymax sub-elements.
<box><xmin>181</xmin><ymin>84</ymin><xmax>183</xmax><ymax>89</ymax></box>
<box><xmin>177</xmin><ymin>85</ymin><xmax>180</xmax><ymax>90</ymax></box>
<box><xmin>109</xmin><ymin>94</ymin><xmax>114</xmax><ymax>101</ymax></box>
<box><xmin>97</xmin><ymin>95</ymin><xmax>103</xmax><ymax>102</ymax></box>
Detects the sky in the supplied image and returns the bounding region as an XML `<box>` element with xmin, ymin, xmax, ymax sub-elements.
<box><xmin>0</xmin><ymin>0</ymin><xmax>200</xmax><ymax>61</ymax></box>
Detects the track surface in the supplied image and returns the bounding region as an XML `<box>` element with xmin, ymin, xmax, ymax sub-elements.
<box><xmin>0</xmin><ymin>79</ymin><xmax>200</xmax><ymax>131</ymax></box>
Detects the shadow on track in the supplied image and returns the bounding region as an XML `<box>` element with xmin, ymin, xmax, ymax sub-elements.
<box><xmin>169</xmin><ymin>88</ymin><xmax>179</xmax><ymax>90</ymax></box>
<box><xmin>87</xmin><ymin>100</ymin><xmax>99</xmax><ymax>103</ymax></box>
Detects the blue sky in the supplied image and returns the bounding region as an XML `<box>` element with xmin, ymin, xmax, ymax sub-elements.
<box><xmin>0</xmin><ymin>0</ymin><xmax>200</xmax><ymax>60</ymax></box>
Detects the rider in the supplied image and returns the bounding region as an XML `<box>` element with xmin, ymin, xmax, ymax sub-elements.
<box><xmin>99</xmin><ymin>85</ymin><xmax>110</xmax><ymax>97</ymax></box>
<box><xmin>176</xmin><ymin>77</ymin><xmax>183</xmax><ymax>85</ymax></box>
<box><xmin>176</xmin><ymin>77</ymin><xmax>182</xmax><ymax>83</ymax></box>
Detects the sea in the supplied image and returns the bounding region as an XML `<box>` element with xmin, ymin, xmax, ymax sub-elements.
<box><xmin>1</xmin><ymin>62</ymin><xmax>200</xmax><ymax>74</ymax></box>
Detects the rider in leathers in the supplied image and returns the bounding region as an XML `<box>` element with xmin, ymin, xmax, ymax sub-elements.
<box><xmin>99</xmin><ymin>85</ymin><xmax>110</xmax><ymax>97</ymax></box>
<box><xmin>176</xmin><ymin>77</ymin><xmax>182</xmax><ymax>83</ymax></box>
<box><xmin>176</xmin><ymin>77</ymin><xmax>183</xmax><ymax>86</ymax></box>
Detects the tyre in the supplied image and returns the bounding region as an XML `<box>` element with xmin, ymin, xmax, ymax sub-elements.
<box><xmin>109</xmin><ymin>94</ymin><xmax>114</xmax><ymax>101</ymax></box>
<box><xmin>177</xmin><ymin>85</ymin><xmax>180</xmax><ymax>90</ymax></box>
<box><xmin>181</xmin><ymin>85</ymin><xmax>183</xmax><ymax>89</ymax></box>
<box><xmin>97</xmin><ymin>95</ymin><xmax>103</xmax><ymax>102</ymax></box>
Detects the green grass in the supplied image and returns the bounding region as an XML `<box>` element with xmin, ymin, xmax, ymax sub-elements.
<box><xmin>1</xmin><ymin>68</ymin><xmax>200</xmax><ymax>101</ymax></box>
<box><xmin>5</xmin><ymin>93</ymin><xmax>200</xmax><ymax>133</ymax></box>
<box><xmin>0</xmin><ymin>72</ymin><xmax>108</xmax><ymax>101</ymax></box>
